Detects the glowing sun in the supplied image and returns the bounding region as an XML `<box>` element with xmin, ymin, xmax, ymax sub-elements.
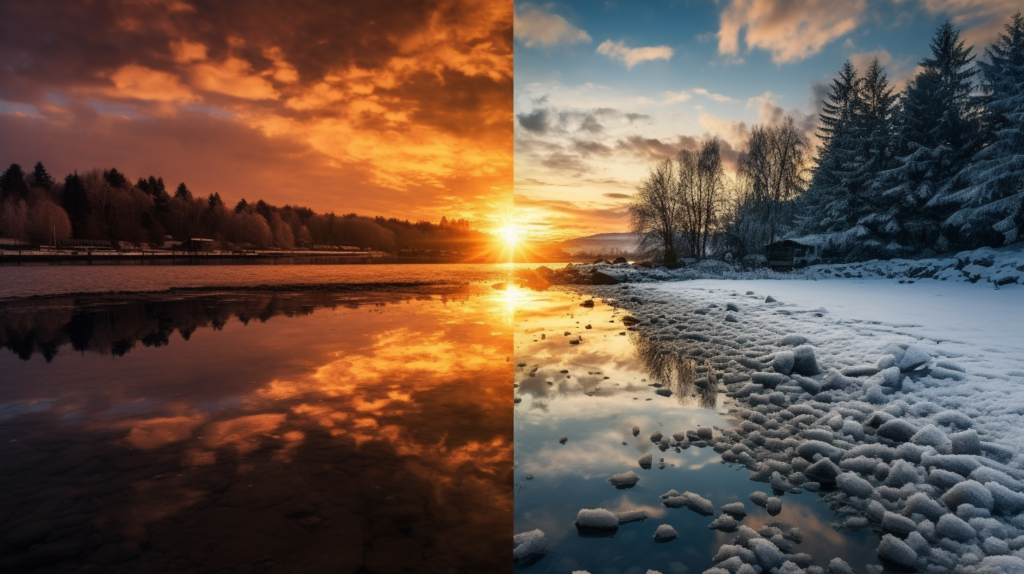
<box><xmin>499</xmin><ymin>226</ymin><xmax>519</xmax><ymax>248</ymax></box>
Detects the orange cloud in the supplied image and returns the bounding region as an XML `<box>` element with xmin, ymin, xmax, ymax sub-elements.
<box><xmin>718</xmin><ymin>0</ymin><xmax>866</xmax><ymax>64</ymax></box>
<box><xmin>105</xmin><ymin>64</ymin><xmax>196</xmax><ymax>102</ymax></box>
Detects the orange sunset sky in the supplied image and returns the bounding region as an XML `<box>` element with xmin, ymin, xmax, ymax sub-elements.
<box><xmin>0</xmin><ymin>0</ymin><xmax>514</xmax><ymax>233</ymax></box>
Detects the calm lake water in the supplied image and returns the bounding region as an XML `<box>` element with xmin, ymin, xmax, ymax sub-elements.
<box><xmin>0</xmin><ymin>285</ymin><xmax>512</xmax><ymax>573</ymax></box>
<box><xmin>512</xmin><ymin>287</ymin><xmax>885</xmax><ymax>574</ymax></box>
<box><xmin>0</xmin><ymin>263</ymin><xmax>547</xmax><ymax>299</ymax></box>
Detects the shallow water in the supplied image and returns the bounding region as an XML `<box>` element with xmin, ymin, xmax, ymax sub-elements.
<box><xmin>512</xmin><ymin>287</ymin><xmax>886</xmax><ymax>573</ymax></box>
<box><xmin>0</xmin><ymin>262</ymin><xmax>549</xmax><ymax>299</ymax></box>
<box><xmin>0</xmin><ymin>285</ymin><xmax>512</xmax><ymax>573</ymax></box>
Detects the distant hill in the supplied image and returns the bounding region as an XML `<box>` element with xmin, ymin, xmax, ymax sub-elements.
<box><xmin>559</xmin><ymin>232</ymin><xmax>639</xmax><ymax>256</ymax></box>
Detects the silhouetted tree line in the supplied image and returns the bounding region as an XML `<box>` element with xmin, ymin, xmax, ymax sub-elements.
<box><xmin>0</xmin><ymin>163</ymin><xmax>490</xmax><ymax>253</ymax></box>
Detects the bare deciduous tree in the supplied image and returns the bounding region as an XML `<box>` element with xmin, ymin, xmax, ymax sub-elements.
<box><xmin>629</xmin><ymin>158</ymin><xmax>681</xmax><ymax>267</ymax></box>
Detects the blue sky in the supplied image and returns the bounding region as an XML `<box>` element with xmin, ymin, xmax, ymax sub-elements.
<box><xmin>513</xmin><ymin>0</ymin><xmax>1021</xmax><ymax>241</ymax></box>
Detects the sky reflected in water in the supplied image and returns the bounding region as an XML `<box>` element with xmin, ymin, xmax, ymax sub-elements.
<box><xmin>512</xmin><ymin>287</ymin><xmax>884</xmax><ymax>574</ymax></box>
<box><xmin>0</xmin><ymin>286</ymin><xmax>512</xmax><ymax>573</ymax></box>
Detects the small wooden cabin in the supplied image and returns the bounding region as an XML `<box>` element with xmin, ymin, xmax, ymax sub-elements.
<box><xmin>766</xmin><ymin>240</ymin><xmax>821</xmax><ymax>270</ymax></box>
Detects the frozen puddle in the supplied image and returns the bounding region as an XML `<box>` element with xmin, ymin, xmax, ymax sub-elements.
<box><xmin>512</xmin><ymin>287</ymin><xmax>885</xmax><ymax>573</ymax></box>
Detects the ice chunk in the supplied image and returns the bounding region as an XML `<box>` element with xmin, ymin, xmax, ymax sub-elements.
<box><xmin>941</xmin><ymin>480</ymin><xmax>995</xmax><ymax>512</ymax></box>
<box><xmin>840</xmin><ymin>456</ymin><xmax>883</xmax><ymax>475</ymax></box>
<box><xmin>792</xmin><ymin>345</ymin><xmax>821</xmax><ymax>376</ymax></box>
<box><xmin>837</xmin><ymin>472</ymin><xmax>874</xmax><ymax>499</ymax></box>
<box><xmin>842</xmin><ymin>364</ymin><xmax>880</xmax><ymax>377</ymax></box>
<box><xmin>982</xmin><ymin>536</ymin><xmax>1010</xmax><ymax>556</ymax></box>
<box><xmin>653</xmin><ymin>524</ymin><xmax>677</xmax><ymax>541</ymax></box>
<box><xmin>951</xmin><ymin>429</ymin><xmax>981</xmax><ymax>455</ymax></box>
<box><xmin>752</xmin><ymin>372</ymin><xmax>788</xmax><ymax>389</ymax></box>
<box><xmin>575</xmin><ymin>509</ymin><xmax>619</xmax><ymax>531</ymax></box>
<box><xmin>911</xmin><ymin>424</ymin><xmax>952</xmax><ymax>453</ymax></box>
<box><xmin>766</xmin><ymin>497</ymin><xmax>782</xmax><ymax>515</ymax></box>
<box><xmin>638</xmin><ymin>453</ymin><xmax>653</xmax><ymax>469</ymax></box>
<box><xmin>970</xmin><ymin>467</ymin><xmax>1024</xmax><ymax>491</ymax></box>
<box><xmin>905</xmin><ymin>531</ymin><xmax>931</xmax><ymax>556</ymax></box>
<box><xmin>714</xmin><ymin>543</ymin><xmax>757</xmax><ymax>565</ymax></box>
<box><xmin>936</xmin><ymin>513</ymin><xmax>976</xmax><ymax>542</ymax></box>
<box><xmin>772</xmin><ymin>351</ymin><xmax>795</xmax><ymax>375</ymax></box>
<box><xmin>882</xmin><ymin>511</ymin><xmax>917</xmax><ymax>535</ymax></box>
<box><xmin>877</xmin><ymin>534</ymin><xmax>918</xmax><ymax>568</ymax></box>
<box><xmin>897</xmin><ymin>345</ymin><xmax>931</xmax><ymax>372</ymax></box>
<box><xmin>708</xmin><ymin>514</ymin><xmax>739</xmax><ymax>531</ymax></box>
<box><xmin>607</xmin><ymin>471</ymin><xmax>640</xmax><ymax>488</ymax></box>
<box><xmin>722</xmin><ymin>502</ymin><xmax>746</xmax><ymax>517</ymax></box>
<box><xmin>513</xmin><ymin>529</ymin><xmax>548</xmax><ymax>564</ymax></box>
<box><xmin>929</xmin><ymin>468</ymin><xmax>965</xmax><ymax>489</ymax></box>
<box><xmin>877</xmin><ymin>419</ymin><xmax>918</xmax><ymax>442</ymax></box>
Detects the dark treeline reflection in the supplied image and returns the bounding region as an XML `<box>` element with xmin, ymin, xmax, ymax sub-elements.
<box><xmin>0</xmin><ymin>287</ymin><xmax>511</xmax><ymax>573</ymax></box>
<box><xmin>0</xmin><ymin>290</ymin><xmax>463</xmax><ymax>362</ymax></box>
<box><xmin>632</xmin><ymin>332</ymin><xmax>720</xmax><ymax>409</ymax></box>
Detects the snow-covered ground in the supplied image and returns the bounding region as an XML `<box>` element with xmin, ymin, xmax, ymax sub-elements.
<box><xmin>586</xmin><ymin>277</ymin><xmax>1024</xmax><ymax>573</ymax></box>
<box><xmin>586</xmin><ymin>245</ymin><xmax>1024</xmax><ymax>288</ymax></box>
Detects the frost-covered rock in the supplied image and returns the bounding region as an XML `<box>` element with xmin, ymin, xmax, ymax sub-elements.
<box><xmin>722</xmin><ymin>502</ymin><xmax>746</xmax><ymax>517</ymax></box>
<box><xmin>897</xmin><ymin>345</ymin><xmax>931</xmax><ymax>372</ymax></box>
<box><xmin>615</xmin><ymin>509</ymin><xmax>649</xmax><ymax>524</ymax></box>
<box><xmin>662</xmin><ymin>491</ymin><xmax>715</xmax><ymax>515</ymax></box>
<box><xmin>575</xmin><ymin>509</ymin><xmax>619</xmax><ymax>531</ymax></box>
<box><xmin>882</xmin><ymin>511</ymin><xmax>917</xmax><ymax>535</ymax></box>
<box><xmin>941</xmin><ymin>480</ymin><xmax>995</xmax><ymax>512</ymax></box>
<box><xmin>836</xmin><ymin>472</ymin><xmax>874</xmax><ymax>499</ymax></box>
<box><xmin>937</xmin><ymin>513</ymin><xmax>976</xmax><ymax>542</ymax></box>
<box><xmin>748</xmin><ymin>538</ymin><xmax>786</xmax><ymax>570</ymax></box>
<box><xmin>653</xmin><ymin>524</ymin><xmax>677</xmax><ymax>541</ymax></box>
<box><xmin>638</xmin><ymin>453</ymin><xmax>653</xmax><ymax>469</ymax></box>
<box><xmin>773</xmin><ymin>351</ymin><xmax>795</xmax><ymax>375</ymax></box>
<box><xmin>749</xmin><ymin>491</ymin><xmax>769</xmax><ymax>507</ymax></box>
<box><xmin>792</xmin><ymin>345</ymin><xmax>821</xmax><ymax>376</ymax></box>
<box><xmin>708</xmin><ymin>514</ymin><xmax>739</xmax><ymax>531</ymax></box>
<box><xmin>911</xmin><ymin>424</ymin><xmax>952</xmax><ymax>453</ymax></box>
<box><xmin>877</xmin><ymin>534</ymin><xmax>918</xmax><ymax>568</ymax></box>
<box><xmin>826</xmin><ymin>557</ymin><xmax>856</xmax><ymax>574</ymax></box>
<box><xmin>951</xmin><ymin>429</ymin><xmax>982</xmax><ymax>455</ymax></box>
<box><xmin>608</xmin><ymin>471</ymin><xmax>640</xmax><ymax>488</ymax></box>
<box><xmin>513</xmin><ymin>529</ymin><xmax>548</xmax><ymax>564</ymax></box>
<box><xmin>766</xmin><ymin>497</ymin><xmax>782</xmax><ymax>515</ymax></box>
<box><xmin>877</xmin><ymin>418</ymin><xmax>919</xmax><ymax>442</ymax></box>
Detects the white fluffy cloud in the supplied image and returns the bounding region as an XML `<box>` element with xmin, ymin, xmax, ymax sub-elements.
<box><xmin>597</xmin><ymin>40</ymin><xmax>674</xmax><ymax>68</ymax></box>
<box><xmin>514</xmin><ymin>4</ymin><xmax>591</xmax><ymax>48</ymax></box>
<box><xmin>717</xmin><ymin>0</ymin><xmax>866</xmax><ymax>64</ymax></box>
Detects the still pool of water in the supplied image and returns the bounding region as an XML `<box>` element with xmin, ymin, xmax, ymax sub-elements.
<box><xmin>512</xmin><ymin>287</ymin><xmax>886</xmax><ymax>574</ymax></box>
<box><xmin>0</xmin><ymin>286</ymin><xmax>512</xmax><ymax>573</ymax></box>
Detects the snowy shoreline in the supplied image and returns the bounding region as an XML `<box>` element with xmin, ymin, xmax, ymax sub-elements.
<box><xmin>570</xmin><ymin>245</ymin><xmax>1024</xmax><ymax>288</ymax></box>
<box><xmin>572</xmin><ymin>278</ymin><xmax>1024</xmax><ymax>573</ymax></box>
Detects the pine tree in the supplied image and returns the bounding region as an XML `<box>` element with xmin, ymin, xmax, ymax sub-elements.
<box><xmin>103</xmin><ymin>168</ymin><xmax>128</xmax><ymax>188</ymax></box>
<box><xmin>62</xmin><ymin>172</ymin><xmax>90</xmax><ymax>238</ymax></box>
<box><xmin>31</xmin><ymin>162</ymin><xmax>55</xmax><ymax>191</ymax></box>
<box><xmin>937</xmin><ymin>12</ymin><xmax>1024</xmax><ymax>245</ymax></box>
<box><xmin>174</xmin><ymin>183</ymin><xmax>192</xmax><ymax>201</ymax></box>
<box><xmin>0</xmin><ymin>164</ymin><xmax>29</xmax><ymax>201</ymax></box>
<box><xmin>797</xmin><ymin>61</ymin><xmax>864</xmax><ymax>239</ymax></box>
<box><xmin>869</xmin><ymin>21</ymin><xmax>981</xmax><ymax>253</ymax></box>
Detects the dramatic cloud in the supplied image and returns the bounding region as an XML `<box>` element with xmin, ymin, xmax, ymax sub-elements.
<box><xmin>849</xmin><ymin>48</ymin><xmax>919</xmax><ymax>91</ymax></box>
<box><xmin>0</xmin><ymin>0</ymin><xmax>513</xmax><ymax>226</ymax></box>
<box><xmin>596</xmin><ymin>40</ymin><xmax>674</xmax><ymax>68</ymax></box>
<box><xmin>603</xmin><ymin>192</ymin><xmax>630</xmax><ymax>199</ymax></box>
<box><xmin>717</xmin><ymin>0</ymin><xmax>866</xmax><ymax>64</ymax></box>
<box><xmin>912</xmin><ymin>0</ymin><xmax>1022</xmax><ymax>45</ymax></box>
<box><xmin>513</xmin><ymin>3</ymin><xmax>591</xmax><ymax>48</ymax></box>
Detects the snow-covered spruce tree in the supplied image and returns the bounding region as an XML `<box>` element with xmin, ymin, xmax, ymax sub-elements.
<box><xmin>866</xmin><ymin>21</ymin><xmax>983</xmax><ymax>254</ymax></box>
<box><xmin>932</xmin><ymin>12</ymin><xmax>1024</xmax><ymax>246</ymax></box>
<box><xmin>796</xmin><ymin>61</ymin><xmax>864</xmax><ymax>240</ymax></box>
